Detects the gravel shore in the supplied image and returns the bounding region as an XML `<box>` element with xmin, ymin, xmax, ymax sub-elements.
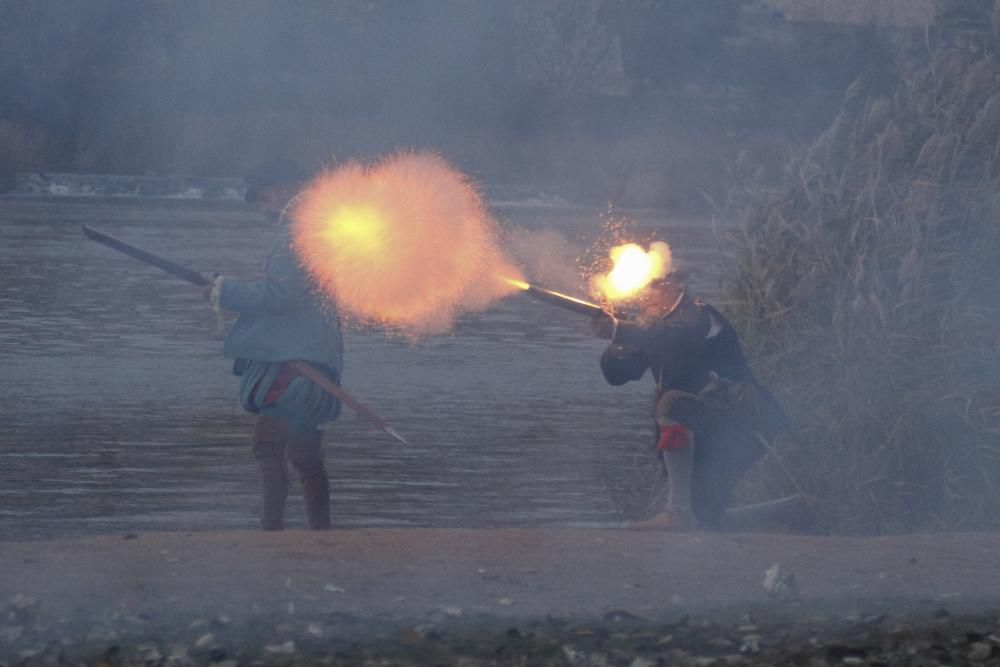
<box><xmin>2</xmin><ymin>529</ymin><xmax>999</xmax><ymax>664</ymax></box>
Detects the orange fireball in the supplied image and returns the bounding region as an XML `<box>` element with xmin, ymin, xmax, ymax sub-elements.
<box><xmin>592</xmin><ymin>241</ymin><xmax>672</xmax><ymax>302</ymax></box>
<box><xmin>291</xmin><ymin>153</ymin><xmax>521</xmax><ymax>335</ymax></box>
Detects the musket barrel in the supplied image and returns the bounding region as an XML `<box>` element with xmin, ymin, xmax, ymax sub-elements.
<box><xmin>520</xmin><ymin>284</ymin><xmax>608</xmax><ymax>317</ymax></box>
<box><xmin>502</xmin><ymin>277</ymin><xmax>612</xmax><ymax>318</ymax></box>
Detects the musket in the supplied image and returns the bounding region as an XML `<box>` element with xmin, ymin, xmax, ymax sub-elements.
<box><xmin>82</xmin><ymin>224</ymin><xmax>410</xmax><ymax>445</ymax></box>
<box><xmin>503</xmin><ymin>278</ymin><xmax>626</xmax><ymax>320</ymax></box>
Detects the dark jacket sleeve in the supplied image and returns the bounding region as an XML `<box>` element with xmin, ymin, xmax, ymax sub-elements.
<box><xmin>218</xmin><ymin>232</ymin><xmax>306</xmax><ymax>315</ymax></box>
<box><xmin>600</xmin><ymin>343</ymin><xmax>649</xmax><ymax>385</ymax></box>
<box><xmin>610</xmin><ymin>320</ymin><xmax>647</xmax><ymax>348</ymax></box>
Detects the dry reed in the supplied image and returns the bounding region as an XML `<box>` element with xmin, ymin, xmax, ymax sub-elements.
<box><xmin>725</xmin><ymin>5</ymin><xmax>1000</xmax><ymax>533</ymax></box>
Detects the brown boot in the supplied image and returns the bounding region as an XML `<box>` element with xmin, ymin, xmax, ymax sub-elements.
<box><xmin>253</xmin><ymin>416</ymin><xmax>290</xmax><ymax>531</ymax></box>
<box><xmin>288</xmin><ymin>428</ymin><xmax>331</xmax><ymax>530</ymax></box>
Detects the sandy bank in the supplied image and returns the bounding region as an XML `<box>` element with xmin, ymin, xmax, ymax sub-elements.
<box><xmin>3</xmin><ymin>528</ymin><xmax>999</xmax><ymax>622</ymax></box>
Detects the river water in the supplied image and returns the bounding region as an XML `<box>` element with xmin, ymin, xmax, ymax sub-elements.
<box><xmin>0</xmin><ymin>195</ymin><xmax>730</xmax><ymax>540</ymax></box>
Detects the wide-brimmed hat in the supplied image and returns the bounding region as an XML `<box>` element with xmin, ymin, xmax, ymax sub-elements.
<box><xmin>244</xmin><ymin>159</ymin><xmax>307</xmax><ymax>202</ymax></box>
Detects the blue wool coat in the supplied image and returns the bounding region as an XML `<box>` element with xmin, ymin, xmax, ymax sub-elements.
<box><xmin>219</xmin><ymin>219</ymin><xmax>344</xmax><ymax>428</ymax></box>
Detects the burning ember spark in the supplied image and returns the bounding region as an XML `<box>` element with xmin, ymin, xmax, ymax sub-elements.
<box><xmin>592</xmin><ymin>241</ymin><xmax>672</xmax><ymax>302</ymax></box>
<box><xmin>291</xmin><ymin>152</ymin><xmax>521</xmax><ymax>335</ymax></box>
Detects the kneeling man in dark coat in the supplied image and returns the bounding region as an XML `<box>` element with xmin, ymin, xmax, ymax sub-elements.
<box><xmin>592</xmin><ymin>275</ymin><xmax>811</xmax><ymax>532</ymax></box>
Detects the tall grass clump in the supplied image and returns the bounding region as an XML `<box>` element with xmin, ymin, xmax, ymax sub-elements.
<box><xmin>727</xmin><ymin>8</ymin><xmax>1000</xmax><ymax>533</ymax></box>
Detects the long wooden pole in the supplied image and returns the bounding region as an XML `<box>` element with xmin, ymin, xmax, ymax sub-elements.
<box><xmin>82</xmin><ymin>225</ymin><xmax>410</xmax><ymax>445</ymax></box>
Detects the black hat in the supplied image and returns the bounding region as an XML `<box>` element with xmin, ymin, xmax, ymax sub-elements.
<box><xmin>648</xmin><ymin>268</ymin><xmax>689</xmax><ymax>291</ymax></box>
<box><xmin>244</xmin><ymin>159</ymin><xmax>307</xmax><ymax>202</ymax></box>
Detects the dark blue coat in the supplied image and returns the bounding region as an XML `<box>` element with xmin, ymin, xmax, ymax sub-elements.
<box><xmin>600</xmin><ymin>294</ymin><xmax>753</xmax><ymax>394</ymax></box>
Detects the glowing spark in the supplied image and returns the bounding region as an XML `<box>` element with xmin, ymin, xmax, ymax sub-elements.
<box><xmin>593</xmin><ymin>241</ymin><xmax>672</xmax><ymax>302</ymax></box>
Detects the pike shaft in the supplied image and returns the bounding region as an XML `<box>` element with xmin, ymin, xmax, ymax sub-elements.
<box><xmin>82</xmin><ymin>225</ymin><xmax>210</xmax><ymax>286</ymax></box>
<box><xmin>290</xmin><ymin>362</ymin><xmax>409</xmax><ymax>445</ymax></box>
<box><xmin>82</xmin><ymin>224</ymin><xmax>410</xmax><ymax>445</ymax></box>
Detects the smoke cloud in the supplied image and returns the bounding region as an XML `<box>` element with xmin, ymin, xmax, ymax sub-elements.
<box><xmin>505</xmin><ymin>228</ymin><xmax>583</xmax><ymax>294</ymax></box>
<box><xmin>291</xmin><ymin>152</ymin><xmax>522</xmax><ymax>336</ymax></box>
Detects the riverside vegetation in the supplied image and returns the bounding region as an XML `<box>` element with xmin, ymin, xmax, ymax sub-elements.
<box><xmin>726</xmin><ymin>4</ymin><xmax>1000</xmax><ymax>534</ymax></box>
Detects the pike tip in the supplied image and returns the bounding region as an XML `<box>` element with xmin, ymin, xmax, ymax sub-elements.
<box><xmin>384</xmin><ymin>426</ymin><xmax>410</xmax><ymax>445</ymax></box>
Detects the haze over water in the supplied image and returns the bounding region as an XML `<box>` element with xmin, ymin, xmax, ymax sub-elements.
<box><xmin>0</xmin><ymin>194</ymin><xmax>727</xmax><ymax>540</ymax></box>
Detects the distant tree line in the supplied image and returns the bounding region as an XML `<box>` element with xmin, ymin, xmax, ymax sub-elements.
<box><xmin>0</xmin><ymin>0</ymin><xmax>929</xmax><ymax>206</ymax></box>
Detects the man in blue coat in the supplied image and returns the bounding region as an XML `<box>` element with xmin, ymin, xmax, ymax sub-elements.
<box><xmin>206</xmin><ymin>159</ymin><xmax>343</xmax><ymax>530</ymax></box>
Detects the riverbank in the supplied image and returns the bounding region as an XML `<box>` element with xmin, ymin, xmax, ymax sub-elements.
<box><xmin>2</xmin><ymin>529</ymin><xmax>999</xmax><ymax>664</ymax></box>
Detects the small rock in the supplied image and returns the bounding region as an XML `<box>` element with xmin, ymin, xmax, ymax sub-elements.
<box><xmin>763</xmin><ymin>563</ymin><xmax>798</xmax><ymax>598</ymax></box>
<box><xmin>740</xmin><ymin>635</ymin><xmax>762</xmax><ymax>654</ymax></box>
<box><xmin>562</xmin><ymin>644</ymin><xmax>610</xmax><ymax>666</ymax></box>
<box><xmin>195</xmin><ymin>633</ymin><xmax>214</xmax><ymax>648</ymax></box>
<box><xmin>307</xmin><ymin>623</ymin><xmax>323</xmax><ymax>637</ymax></box>
<box><xmin>629</xmin><ymin>658</ymin><xmax>655</xmax><ymax>667</ymax></box>
<box><xmin>323</xmin><ymin>584</ymin><xmax>345</xmax><ymax>593</ymax></box>
<box><xmin>137</xmin><ymin>643</ymin><xmax>162</xmax><ymax>662</ymax></box>
<box><xmin>164</xmin><ymin>648</ymin><xmax>193</xmax><ymax>667</ymax></box>
<box><xmin>968</xmin><ymin>642</ymin><xmax>992</xmax><ymax>662</ymax></box>
<box><xmin>265</xmin><ymin>641</ymin><xmax>295</xmax><ymax>654</ymax></box>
